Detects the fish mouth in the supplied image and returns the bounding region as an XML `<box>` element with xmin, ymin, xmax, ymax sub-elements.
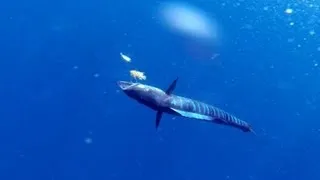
<box><xmin>117</xmin><ymin>81</ymin><xmax>137</xmax><ymax>90</ymax></box>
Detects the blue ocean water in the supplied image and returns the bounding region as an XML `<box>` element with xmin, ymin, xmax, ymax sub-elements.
<box><xmin>1</xmin><ymin>0</ymin><xmax>320</xmax><ymax>179</ymax></box>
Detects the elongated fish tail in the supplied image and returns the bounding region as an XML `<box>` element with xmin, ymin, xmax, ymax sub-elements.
<box><xmin>251</xmin><ymin>129</ymin><xmax>257</xmax><ymax>135</ymax></box>
<box><xmin>248</xmin><ymin>126</ymin><xmax>257</xmax><ymax>135</ymax></box>
<box><xmin>219</xmin><ymin>112</ymin><xmax>255</xmax><ymax>134</ymax></box>
<box><xmin>242</xmin><ymin>123</ymin><xmax>257</xmax><ymax>135</ymax></box>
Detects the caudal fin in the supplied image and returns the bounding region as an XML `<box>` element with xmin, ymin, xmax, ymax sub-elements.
<box><xmin>250</xmin><ymin>129</ymin><xmax>257</xmax><ymax>135</ymax></box>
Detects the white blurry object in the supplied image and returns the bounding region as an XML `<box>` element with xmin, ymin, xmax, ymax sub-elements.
<box><xmin>84</xmin><ymin>137</ymin><xmax>92</xmax><ymax>144</ymax></box>
<box><xmin>159</xmin><ymin>2</ymin><xmax>219</xmax><ymax>41</ymax></box>
<box><xmin>120</xmin><ymin>52</ymin><xmax>131</xmax><ymax>62</ymax></box>
<box><xmin>285</xmin><ymin>8</ymin><xmax>293</xmax><ymax>14</ymax></box>
<box><xmin>130</xmin><ymin>70</ymin><xmax>146</xmax><ymax>80</ymax></box>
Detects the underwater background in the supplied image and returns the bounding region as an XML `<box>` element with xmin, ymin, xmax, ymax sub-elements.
<box><xmin>1</xmin><ymin>0</ymin><xmax>320</xmax><ymax>179</ymax></box>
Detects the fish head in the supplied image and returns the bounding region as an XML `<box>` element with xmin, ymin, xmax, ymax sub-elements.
<box><xmin>118</xmin><ymin>81</ymin><xmax>137</xmax><ymax>91</ymax></box>
<box><xmin>117</xmin><ymin>81</ymin><xmax>167</xmax><ymax>109</ymax></box>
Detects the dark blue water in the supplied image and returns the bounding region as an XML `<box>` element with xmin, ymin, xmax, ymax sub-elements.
<box><xmin>1</xmin><ymin>0</ymin><xmax>320</xmax><ymax>179</ymax></box>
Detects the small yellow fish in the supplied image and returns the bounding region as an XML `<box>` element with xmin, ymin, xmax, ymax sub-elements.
<box><xmin>130</xmin><ymin>70</ymin><xmax>146</xmax><ymax>80</ymax></box>
<box><xmin>120</xmin><ymin>52</ymin><xmax>131</xmax><ymax>62</ymax></box>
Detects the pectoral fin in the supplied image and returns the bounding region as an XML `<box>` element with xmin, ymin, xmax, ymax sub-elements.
<box><xmin>170</xmin><ymin>108</ymin><xmax>213</xmax><ymax>121</ymax></box>
<box><xmin>155</xmin><ymin>111</ymin><xmax>163</xmax><ymax>129</ymax></box>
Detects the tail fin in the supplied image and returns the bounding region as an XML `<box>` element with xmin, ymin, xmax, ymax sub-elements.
<box><xmin>247</xmin><ymin>125</ymin><xmax>257</xmax><ymax>135</ymax></box>
<box><xmin>250</xmin><ymin>128</ymin><xmax>257</xmax><ymax>135</ymax></box>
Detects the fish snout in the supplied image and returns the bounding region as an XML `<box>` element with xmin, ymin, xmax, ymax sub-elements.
<box><xmin>117</xmin><ymin>81</ymin><xmax>135</xmax><ymax>90</ymax></box>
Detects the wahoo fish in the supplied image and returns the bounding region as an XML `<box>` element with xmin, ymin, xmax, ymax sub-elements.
<box><xmin>118</xmin><ymin>78</ymin><xmax>254</xmax><ymax>133</ymax></box>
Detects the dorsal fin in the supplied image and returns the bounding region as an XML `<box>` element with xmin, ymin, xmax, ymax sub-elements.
<box><xmin>165</xmin><ymin>77</ymin><xmax>179</xmax><ymax>95</ymax></box>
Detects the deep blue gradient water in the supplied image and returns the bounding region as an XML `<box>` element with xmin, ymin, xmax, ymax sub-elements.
<box><xmin>1</xmin><ymin>0</ymin><xmax>320</xmax><ymax>179</ymax></box>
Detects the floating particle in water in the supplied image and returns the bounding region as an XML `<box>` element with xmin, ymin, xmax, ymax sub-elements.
<box><xmin>93</xmin><ymin>73</ymin><xmax>100</xmax><ymax>78</ymax></box>
<box><xmin>287</xmin><ymin>38</ymin><xmax>295</xmax><ymax>43</ymax></box>
<box><xmin>317</xmin><ymin>47</ymin><xmax>320</xmax><ymax>51</ymax></box>
<box><xmin>289</xmin><ymin>22</ymin><xmax>294</xmax><ymax>26</ymax></box>
<box><xmin>73</xmin><ymin>66</ymin><xmax>78</xmax><ymax>70</ymax></box>
<box><xmin>84</xmin><ymin>137</ymin><xmax>92</xmax><ymax>144</ymax></box>
<box><xmin>309</xmin><ymin>30</ymin><xmax>315</xmax><ymax>35</ymax></box>
<box><xmin>285</xmin><ymin>8</ymin><xmax>293</xmax><ymax>14</ymax></box>
<box><xmin>242</xmin><ymin>24</ymin><xmax>253</xmax><ymax>30</ymax></box>
<box><xmin>210</xmin><ymin>53</ymin><xmax>220</xmax><ymax>60</ymax></box>
<box><xmin>120</xmin><ymin>52</ymin><xmax>131</xmax><ymax>63</ymax></box>
<box><xmin>263</xmin><ymin>6</ymin><xmax>269</xmax><ymax>11</ymax></box>
<box><xmin>313</xmin><ymin>60</ymin><xmax>319</xmax><ymax>67</ymax></box>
